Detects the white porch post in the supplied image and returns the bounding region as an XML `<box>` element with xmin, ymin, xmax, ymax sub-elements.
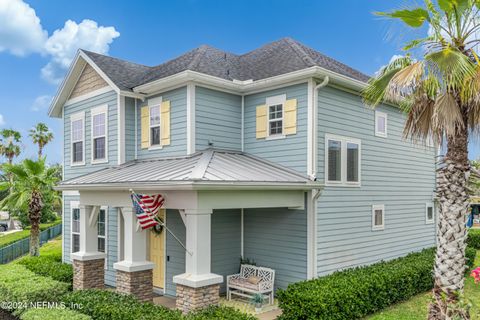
<box><xmin>71</xmin><ymin>205</ymin><xmax>106</xmax><ymax>290</ymax></box>
<box><xmin>173</xmin><ymin>209</ymin><xmax>223</xmax><ymax>313</ymax></box>
<box><xmin>113</xmin><ymin>207</ymin><xmax>154</xmax><ymax>301</ymax></box>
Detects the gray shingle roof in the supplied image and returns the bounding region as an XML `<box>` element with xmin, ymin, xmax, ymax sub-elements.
<box><xmin>60</xmin><ymin>149</ymin><xmax>316</xmax><ymax>189</ymax></box>
<box><xmin>81</xmin><ymin>38</ymin><xmax>369</xmax><ymax>91</ymax></box>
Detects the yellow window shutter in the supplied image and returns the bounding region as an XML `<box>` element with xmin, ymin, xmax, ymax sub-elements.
<box><xmin>256</xmin><ymin>105</ymin><xmax>268</xmax><ymax>139</ymax></box>
<box><xmin>161</xmin><ymin>100</ymin><xmax>171</xmax><ymax>146</ymax></box>
<box><xmin>141</xmin><ymin>106</ymin><xmax>150</xmax><ymax>149</ymax></box>
<box><xmin>284</xmin><ymin>98</ymin><xmax>297</xmax><ymax>135</ymax></box>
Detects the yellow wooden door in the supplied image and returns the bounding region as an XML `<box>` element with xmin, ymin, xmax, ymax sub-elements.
<box><xmin>149</xmin><ymin>209</ymin><xmax>165</xmax><ymax>288</ymax></box>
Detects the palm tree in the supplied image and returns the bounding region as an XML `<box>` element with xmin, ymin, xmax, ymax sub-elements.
<box><xmin>0</xmin><ymin>129</ymin><xmax>21</xmax><ymax>164</ymax></box>
<box><xmin>0</xmin><ymin>158</ymin><xmax>60</xmax><ymax>256</ymax></box>
<box><xmin>29</xmin><ymin>123</ymin><xmax>53</xmax><ymax>158</ymax></box>
<box><xmin>363</xmin><ymin>1</ymin><xmax>480</xmax><ymax>318</ymax></box>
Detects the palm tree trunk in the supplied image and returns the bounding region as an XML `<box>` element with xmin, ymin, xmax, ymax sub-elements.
<box><xmin>28</xmin><ymin>191</ymin><xmax>43</xmax><ymax>257</ymax></box>
<box><xmin>428</xmin><ymin>129</ymin><xmax>470</xmax><ymax>320</ymax></box>
<box><xmin>38</xmin><ymin>144</ymin><xmax>43</xmax><ymax>159</ymax></box>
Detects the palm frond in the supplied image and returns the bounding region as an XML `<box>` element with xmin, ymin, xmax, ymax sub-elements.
<box><xmin>433</xmin><ymin>92</ymin><xmax>465</xmax><ymax>136</ymax></box>
<box><xmin>375</xmin><ymin>8</ymin><xmax>430</xmax><ymax>28</ymax></box>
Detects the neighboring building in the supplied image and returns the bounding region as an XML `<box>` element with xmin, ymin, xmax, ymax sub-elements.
<box><xmin>49</xmin><ymin>38</ymin><xmax>436</xmax><ymax>312</ymax></box>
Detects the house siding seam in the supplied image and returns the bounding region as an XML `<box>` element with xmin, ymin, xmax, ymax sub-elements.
<box><xmin>315</xmin><ymin>86</ymin><xmax>436</xmax><ymax>276</ymax></box>
<box><xmin>136</xmin><ymin>87</ymin><xmax>188</xmax><ymax>159</ymax></box>
<box><xmin>125</xmin><ymin>97</ymin><xmax>136</xmax><ymax>162</ymax></box>
<box><xmin>244</xmin><ymin>83</ymin><xmax>309</xmax><ymax>174</ymax></box>
<box><xmin>63</xmin><ymin>90</ymin><xmax>118</xmax><ymax>181</ymax></box>
<box><xmin>195</xmin><ymin>86</ymin><xmax>242</xmax><ymax>151</ymax></box>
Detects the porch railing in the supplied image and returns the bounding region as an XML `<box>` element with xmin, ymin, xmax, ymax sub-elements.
<box><xmin>0</xmin><ymin>223</ymin><xmax>62</xmax><ymax>264</ymax></box>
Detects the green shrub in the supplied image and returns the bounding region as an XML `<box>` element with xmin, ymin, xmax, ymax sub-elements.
<box><xmin>466</xmin><ymin>246</ymin><xmax>477</xmax><ymax>271</ymax></box>
<box><xmin>17</xmin><ymin>255</ymin><xmax>73</xmax><ymax>285</ymax></box>
<box><xmin>277</xmin><ymin>248</ymin><xmax>436</xmax><ymax>320</ymax></box>
<box><xmin>0</xmin><ymin>264</ymin><xmax>70</xmax><ymax>315</ymax></box>
<box><xmin>20</xmin><ymin>307</ymin><xmax>91</xmax><ymax>320</ymax></box>
<box><xmin>467</xmin><ymin>229</ymin><xmax>480</xmax><ymax>250</ymax></box>
<box><xmin>62</xmin><ymin>289</ymin><xmax>183</xmax><ymax>320</ymax></box>
<box><xmin>187</xmin><ymin>306</ymin><xmax>258</xmax><ymax>320</ymax></box>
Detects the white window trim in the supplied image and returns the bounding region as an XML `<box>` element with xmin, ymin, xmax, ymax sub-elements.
<box><xmin>91</xmin><ymin>105</ymin><xmax>109</xmax><ymax>164</ymax></box>
<box><xmin>266</xmin><ymin>94</ymin><xmax>286</xmax><ymax>139</ymax></box>
<box><xmin>325</xmin><ymin>134</ymin><xmax>361</xmax><ymax>187</ymax></box>
<box><xmin>148</xmin><ymin>102</ymin><xmax>162</xmax><ymax>150</ymax></box>
<box><xmin>70</xmin><ymin>112</ymin><xmax>85</xmax><ymax>166</ymax></box>
<box><xmin>98</xmin><ymin>206</ymin><xmax>108</xmax><ymax>269</ymax></box>
<box><xmin>70</xmin><ymin>201</ymin><xmax>80</xmax><ymax>254</ymax></box>
<box><xmin>425</xmin><ymin>202</ymin><xmax>435</xmax><ymax>224</ymax></box>
<box><xmin>372</xmin><ymin>204</ymin><xmax>385</xmax><ymax>231</ymax></box>
<box><xmin>375</xmin><ymin>111</ymin><xmax>388</xmax><ymax>138</ymax></box>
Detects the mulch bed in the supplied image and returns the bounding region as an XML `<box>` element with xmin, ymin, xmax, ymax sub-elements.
<box><xmin>0</xmin><ymin>309</ymin><xmax>18</xmax><ymax>320</ymax></box>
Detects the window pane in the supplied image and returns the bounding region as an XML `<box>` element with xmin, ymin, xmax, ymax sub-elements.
<box><xmin>73</xmin><ymin>141</ymin><xmax>83</xmax><ymax>163</ymax></box>
<box><xmin>72</xmin><ymin>119</ymin><xmax>83</xmax><ymax>141</ymax></box>
<box><xmin>269</xmin><ymin>104</ymin><xmax>282</xmax><ymax>120</ymax></box>
<box><xmin>377</xmin><ymin>115</ymin><xmax>386</xmax><ymax>133</ymax></box>
<box><xmin>93</xmin><ymin>113</ymin><xmax>106</xmax><ymax>137</ymax></box>
<box><xmin>328</xmin><ymin>140</ymin><xmax>341</xmax><ymax>181</ymax></box>
<box><xmin>150</xmin><ymin>106</ymin><xmax>160</xmax><ymax>126</ymax></box>
<box><xmin>427</xmin><ymin>207</ymin><xmax>433</xmax><ymax>220</ymax></box>
<box><xmin>375</xmin><ymin>210</ymin><xmax>383</xmax><ymax>226</ymax></box>
<box><xmin>347</xmin><ymin>143</ymin><xmax>359</xmax><ymax>182</ymax></box>
<box><xmin>269</xmin><ymin>120</ymin><xmax>283</xmax><ymax>135</ymax></box>
<box><xmin>72</xmin><ymin>234</ymin><xmax>80</xmax><ymax>253</ymax></box>
<box><xmin>93</xmin><ymin>137</ymin><xmax>106</xmax><ymax>160</ymax></box>
<box><xmin>98</xmin><ymin>210</ymin><xmax>105</xmax><ymax>236</ymax></box>
<box><xmin>98</xmin><ymin>238</ymin><xmax>105</xmax><ymax>253</ymax></box>
<box><xmin>151</xmin><ymin>127</ymin><xmax>160</xmax><ymax>145</ymax></box>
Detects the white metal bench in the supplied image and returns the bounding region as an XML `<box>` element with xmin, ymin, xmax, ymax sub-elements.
<box><xmin>226</xmin><ymin>264</ymin><xmax>275</xmax><ymax>304</ymax></box>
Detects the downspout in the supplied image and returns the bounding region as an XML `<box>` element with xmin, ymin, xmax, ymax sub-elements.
<box><xmin>134</xmin><ymin>98</ymin><xmax>138</xmax><ymax>160</ymax></box>
<box><xmin>311</xmin><ymin>76</ymin><xmax>329</xmax><ymax>179</ymax></box>
<box><xmin>241</xmin><ymin>95</ymin><xmax>245</xmax><ymax>152</ymax></box>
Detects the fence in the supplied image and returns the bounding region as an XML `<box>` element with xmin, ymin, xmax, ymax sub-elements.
<box><xmin>0</xmin><ymin>223</ymin><xmax>62</xmax><ymax>264</ymax></box>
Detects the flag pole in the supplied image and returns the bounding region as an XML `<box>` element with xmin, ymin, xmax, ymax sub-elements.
<box><xmin>129</xmin><ymin>189</ymin><xmax>192</xmax><ymax>256</ymax></box>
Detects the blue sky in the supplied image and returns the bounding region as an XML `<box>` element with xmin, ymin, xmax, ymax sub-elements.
<box><xmin>1</xmin><ymin>0</ymin><xmax>478</xmax><ymax>163</ymax></box>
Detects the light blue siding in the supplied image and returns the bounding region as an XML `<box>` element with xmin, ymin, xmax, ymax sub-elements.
<box><xmin>316</xmin><ymin>86</ymin><xmax>436</xmax><ymax>276</ymax></box>
<box><xmin>105</xmin><ymin>207</ymin><xmax>118</xmax><ymax>287</ymax></box>
<box><xmin>244</xmin><ymin>83</ymin><xmax>308</xmax><ymax>174</ymax></box>
<box><xmin>63</xmin><ymin>90</ymin><xmax>118</xmax><ymax>180</ymax></box>
<box><xmin>165</xmin><ymin>209</ymin><xmax>186</xmax><ymax>296</ymax></box>
<box><xmin>195</xmin><ymin>86</ymin><xmax>242</xmax><ymax>151</ymax></box>
<box><xmin>125</xmin><ymin>97</ymin><xmax>136</xmax><ymax>162</ymax></box>
<box><xmin>243</xmin><ymin>206</ymin><xmax>307</xmax><ymax>291</ymax></box>
<box><xmin>136</xmin><ymin>87</ymin><xmax>187</xmax><ymax>159</ymax></box>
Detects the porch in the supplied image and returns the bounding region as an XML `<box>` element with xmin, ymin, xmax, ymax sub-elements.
<box><xmin>58</xmin><ymin>149</ymin><xmax>321</xmax><ymax>313</ymax></box>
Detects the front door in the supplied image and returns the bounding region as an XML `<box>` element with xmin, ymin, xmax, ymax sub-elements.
<box><xmin>149</xmin><ymin>209</ymin><xmax>165</xmax><ymax>289</ymax></box>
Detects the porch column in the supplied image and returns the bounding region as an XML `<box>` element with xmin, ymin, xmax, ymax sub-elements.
<box><xmin>173</xmin><ymin>209</ymin><xmax>223</xmax><ymax>314</ymax></box>
<box><xmin>71</xmin><ymin>205</ymin><xmax>106</xmax><ymax>290</ymax></box>
<box><xmin>113</xmin><ymin>207</ymin><xmax>154</xmax><ymax>302</ymax></box>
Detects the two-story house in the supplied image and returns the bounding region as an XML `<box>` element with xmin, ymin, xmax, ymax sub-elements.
<box><xmin>49</xmin><ymin>38</ymin><xmax>436</xmax><ymax>313</ymax></box>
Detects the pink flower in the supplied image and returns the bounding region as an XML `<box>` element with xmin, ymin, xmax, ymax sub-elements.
<box><xmin>471</xmin><ymin>267</ymin><xmax>480</xmax><ymax>284</ymax></box>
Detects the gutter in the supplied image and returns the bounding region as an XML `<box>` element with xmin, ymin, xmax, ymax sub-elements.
<box><xmin>311</xmin><ymin>76</ymin><xmax>330</xmax><ymax>180</ymax></box>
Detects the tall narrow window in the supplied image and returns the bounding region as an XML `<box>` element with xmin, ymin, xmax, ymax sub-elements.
<box><xmin>328</xmin><ymin>140</ymin><xmax>342</xmax><ymax>182</ymax></box>
<box><xmin>72</xmin><ymin>207</ymin><xmax>80</xmax><ymax>253</ymax></box>
<box><xmin>372</xmin><ymin>204</ymin><xmax>385</xmax><ymax>231</ymax></box>
<box><xmin>325</xmin><ymin>134</ymin><xmax>361</xmax><ymax>186</ymax></box>
<box><xmin>71</xmin><ymin>113</ymin><xmax>84</xmax><ymax>165</ymax></box>
<box><xmin>426</xmin><ymin>203</ymin><xmax>434</xmax><ymax>224</ymax></box>
<box><xmin>97</xmin><ymin>209</ymin><xmax>106</xmax><ymax>253</ymax></box>
<box><xmin>91</xmin><ymin>106</ymin><xmax>107</xmax><ymax>162</ymax></box>
<box><xmin>375</xmin><ymin>111</ymin><xmax>387</xmax><ymax>137</ymax></box>
<box><xmin>268</xmin><ymin>104</ymin><xmax>283</xmax><ymax>136</ymax></box>
<box><xmin>347</xmin><ymin>142</ymin><xmax>359</xmax><ymax>182</ymax></box>
<box><xmin>149</xmin><ymin>105</ymin><xmax>161</xmax><ymax>147</ymax></box>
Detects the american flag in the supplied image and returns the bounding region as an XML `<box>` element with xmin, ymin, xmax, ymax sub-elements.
<box><xmin>131</xmin><ymin>193</ymin><xmax>165</xmax><ymax>229</ymax></box>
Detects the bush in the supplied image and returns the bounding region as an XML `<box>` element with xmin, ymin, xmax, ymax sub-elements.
<box><xmin>466</xmin><ymin>246</ymin><xmax>477</xmax><ymax>271</ymax></box>
<box><xmin>17</xmin><ymin>255</ymin><xmax>73</xmax><ymax>285</ymax></box>
<box><xmin>277</xmin><ymin>248</ymin><xmax>436</xmax><ymax>320</ymax></box>
<box><xmin>20</xmin><ymin>308</ymin><xmax>91</xmax><ymax>320</ymax></box>
<box><xmin>0</xmin><ymin>264</ymin><xmax>70</xmax><ymax>316</ymax></box>
<box><xmin>187</xmin><ymin>306</ymin><xmax>257</xmax><ymax>320</ymax></box>
<box><xmin>467</xmin><ymin>229</ymin><xmax>480</xmax><ymax>250</ymax></box>
<box><xmin>62</xmin><ymin>290</ymin><xmax>183</xmax><ymax>320</ymax></box>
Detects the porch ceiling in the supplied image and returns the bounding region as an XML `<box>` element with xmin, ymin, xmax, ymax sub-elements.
<box><xmin>57</xmin><ymin>149</ymin><xmax>322</xmax><ymax>191</ymax></box>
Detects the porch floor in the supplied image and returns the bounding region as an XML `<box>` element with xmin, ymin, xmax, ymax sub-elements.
<box><xmin>152</xmin><ymin>295</ymin><xmax>282</xmax><ymax>320</ymax></box>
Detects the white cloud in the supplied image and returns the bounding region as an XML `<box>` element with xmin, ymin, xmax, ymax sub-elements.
<box><xmin>42</xmin><ymin>19</ymin><xmax>120</xmax><ymax>84</ymax></box>
<box><xmin>31</xmin><ymin>95</ymin><xmax>52</xmax><ymax>112</ymax></box>
<box><xmin>0</xmin><ymin>114</ymin><xmax>5</xmax><ymax>126</ymax></box>
<box><xmin>0</xmin><ymin>0</ymin><xmax>120</xmax><ymax>84</ymax></box>
<box><xmin>0</xmin><ymin>0</ymin><xmax>47</xmax><ymax>56</ymax></box>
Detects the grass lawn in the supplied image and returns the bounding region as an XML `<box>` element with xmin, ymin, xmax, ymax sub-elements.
<box><xmin>367</xmin><ymin>251</ymin><xmax>480</xmax><ymax>320</ymax></box>
<box><xmin>0</xmin><ymin>219</ymin><xmax>61</xmax><ymax>248</ymax></box>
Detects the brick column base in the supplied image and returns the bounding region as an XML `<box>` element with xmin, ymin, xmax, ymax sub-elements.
<box><xmin>73</xmin><ymin>258</ymin><xmax>105</xmax><ymax>290</ymax></box>
<box><xmin>116</xmin><ymin>269</ymin><xmax>153</xmax><ymax>302</ymax></box>
<box><xmin>176</xmin><ymin>284</ymin><xmax>220</xmax><ymax>314</ymax></box>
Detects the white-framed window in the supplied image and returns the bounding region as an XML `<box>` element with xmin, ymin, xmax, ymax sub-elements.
<box><xmin>426</xmin><ymin>202</ymin><xmax>435</xmax><ymax>224</ymax></box>
<box><xmin>71</xmin><ymin>112</ymin><xmax>85</xmax><ymax>166</ymax></box>
<box><xmin>375</xmin><ymin>111</ymin><xmax>387</xmax><ymax>138</ymax></box>
<box><xmin>266</xmin><ymin>94</ymin><xmax>286</xmax><ymax>138</ymax></box>
<box><xmin>71</xmin><ymin>202</ymin><xmax>80</xmax><ymax>253</ymax></box>
<box><xmin>325</xmin><ymin>134</ymin><xmax>361</xmax><ymax>186</ymax></box>
<box><xmin>97</xmin><ymin>208</ymin><xmax>107</xmax><ymax>253</ymax></box>
<box><xmin>91</xmin><ymin>105</ymin><xmax>108</xmax><ymax>163</ymax></box>
<box><xmin>372</xmin><ymin>204</ymin><xmax>385</xmax><ymax>231</ymax></box>
<box><xmin>149</xmin><ymin>104</ymin><xmax>161</xmax><ymax>147</ymax></box>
